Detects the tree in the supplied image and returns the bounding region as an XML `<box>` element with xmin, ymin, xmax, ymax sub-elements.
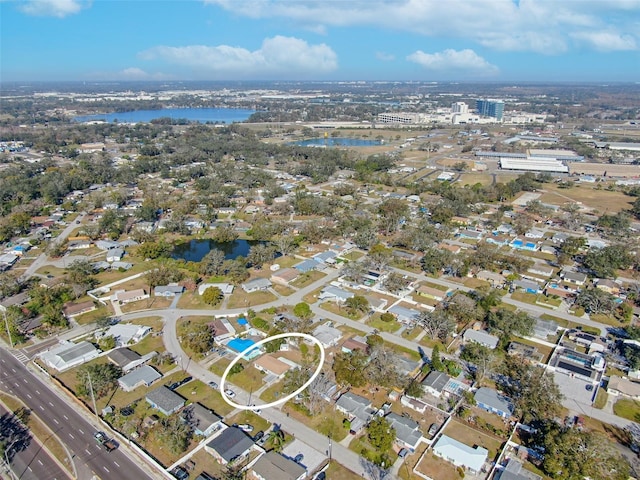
<box><xmin>537</xmin><ymin>421</ymin><xmax>630</xmax><ymax>480</ymax></box>
<box><xmin>201</xmin><ymin>286</ymin><xmax>223</xmax><ymax>306</ymax></box>
<box><xmin>486</xmin><ymin>308</ymin><xmax>534</xmax><ymax>343</ymax></box>
<box><xmin>405</xmin><ymin>379</ymin><xmax>424</xmax><ymax>398</ymax></box>
<box><xmin>420</xmin><ymin>246</ymin><xmax>453</xmax><ymax>275</ymax></box>
<box><xmin>499</xmin><ymin>357</ymin><xmax>563</xmax><ymax>423</ymax></box>
<box><xmin>200</xmin><ymin>249</ymin><xmax>225</xmax><ymax>276</ymax></box>
<box><xmin>333</xmin><ymin>350</ymin><xmax>368</xmax><ymax>387</ymax></box>
<box><xmin>221</xmin><ymin>463</ymin><xmax>245</xmax><ymax>480</ymax></box>
<box><xmin>137</xmin><ymin>240</ymin><xmax>172</xmax><ymax>260</ymax></box>
<box><xmin>266</xmin><ymin>428</ymin><xmax>285</xmax><ymax>452</ymax></box>
<box><xmin>367</xmin><ymin>417</ymin><xmax>395</xmax><ymax>452</ymax></box>
<box><xmin>584</xmin><ymin>244</ymin><xmax>633</xmax><ymax>278</ymax></box>
<box><xmin>273</xmin><ymin>235</ymin><xmax>296</xmax><ymax>257</ymax></box>
<box><xmin>76</xmin><ymin>363</ymin><xmax>122</xmax><ymax>399</ymax></box>
<box><xmin>417</xmin><ymin>310</ymin><xmax>456</xmax><ymax>342</ymax></box>
<box><xmin>144</xmin><ymin>263</ymin><xmax>184</xmax><ymax>289</ymax></box>
<box><xmin>345</xmin><ymin>295</ymin><xmax>369</xmax><ymax>316</ymax></box>
<box><xmin>182</xmin><ymin>322</ymin><xmax>215</xmax><ymax>355</ymax></box>
<box><xmin>247</xmin><ymin>244</ymin><xmax>276</xmax><ymax>269</ymax></box>
<box><xmin>378</xmin><ymin>198</ymin><xmax>408</xmax><ymax>234</ymax></box>
<box><xmin>98</xmin><ymin>335</ymin><xmax>116</xmax><ymax>351</ymax></box>
<box><xmin>293</xmin><ymin>302</ymin><xmax>313</xmax><ymax>321</ymax></box>
<box><xmin>575</xmin><ymin>287</ymin><xmax>617</xmax><ymax>315</ymax></box>
<box><xmin>431</xmin><ymin>344</ymin><xmax>444</xmax><ymax>372</ymax></box>
<box><xmin>382</xmin><ymin>273</ymin><xmax>410</xmax><ymax>294</ymax></box>
<box><xmin>460</xmin><ymin>343</ymin><xmax>496</xmax><ymax>383</ymax></box>
<box><xmin>155</xmin><ymin>413</ymin><xmax>193</xmax><ymax>454</ymax></box>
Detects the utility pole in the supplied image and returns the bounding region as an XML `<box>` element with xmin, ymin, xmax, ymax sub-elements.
<box><xmin>86</xmin><ymin>371</ymin><xmax>99</xmax><ymax>421</ymax></box>
<box><xmin>2</xmin><ymin>308</ymin><xmax>14</xmax><ymax>348</ymax></box>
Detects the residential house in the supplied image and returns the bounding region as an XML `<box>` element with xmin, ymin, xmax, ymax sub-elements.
<box><xmin>106</xmin><ymin>248</ymin><xmax>124</xmax><ymax>262</ymax></box>
<box><xmin>499</xmin><ymin>458</ymin><xmax>542</xmax><ymax>480</ymax></box>
<box><xmin>205</xmin><ymin>426</ymin><xmax>255</xmax><ymax>464</ymax></box>
<box><xmin>335</xmin><ymin>392</ymin><xmax>376</xmax><ymax>434</ymax></box>
<box><xmin>118</xmin><ymin>365</ymin><xmax>162</xmax><ymax>392</ymax></box>
<box><xmin>458</xmin><ymin>229</ymin><xmax>483</xmax><ymax>240</ymax></box>
<box><xmin>145</xmin><ymin>386</ymin><xmax>185</xmax><ymax>416</ymax></box>
<box><xmin>416</xmin><ymin>285</ymin><xmax>448</xmax><ymax>302</ymax></box>
<box><xmin>463</xmin><ymin>329</ymin><xmax>499</xmax><ymax>350</ymax></box>
<box><xmin>342</xmin><ymin>335</ymin><xmax>368</xmax><ymax>354</ymax></box>
<box><xmin>366</xmin><ymin>296</ymin><xmax>388</xmax><ymax>312</ymax></box>
<box><xmin>250</xmin><ymin>451</ymin><xmax>306</xmax><ymax>480</ymax></box>
<box><xmin>474</xmin><ymin>387</ymin><xmax>514</xmax><ymax>418</ymax></box>
<box><xmin>562</xmin><ymin>270</ymin><xmax>588</xmax><ymax>286</ymax></box>
<box><xmin>99</xmin><ymin>324</ymin><xmax>151</xmax><ymax>347</ymax></box>
<box><xmin>525</xmin><ymin>228</ymin><xmax>544</xmax><ymax>239</ymax></box>
<box><xmin>39</xmin><ymin>341</ymin><xmax>100</xmax><ymax>372</ymax></box>
<box><xmin>507</xmin><ymin>342</ymin><xmax>543</xmax><ymax>363</ymax></box>
<box><xmin>486</xmin><ymin>234</ymin><xmax>512</xmax><ymax>247</ymax></box>
<box><xmin>312</xmin><ymin>324</ymin><xmax>343</xmax><ymax>348</ymax></box>
<box><xmin>438</xmin><ymin>243</ymin><xmax>462</xmax><ymax>255</ymax></box>
<box><xmin>184</xmin><ymin>403</ymin><xmax>222</xmax><ymax>437</ymax></box>
<box><xmin>385</xmin><ymin>412</ymin><xmax>423</xmax><ymax>452</ymax></box>
<box><xmin>198</xmin><ymin>283</ymin><xmax>234</xmax><ymax>295</ymax></box>
<box><xmin>95</xmin><ymin>240</ymin><xmax>121</xmax><ymax>250</ymax></box>
<box><xmin>107</xmin><ymin>347</ymin><xmax>142</xmax><ymax>372</ymax></box>
<box><xmin>241</xmin><ymin>278</ymin><xmax>272</xmax><ymax>293</ymax></box>
<box><xmin>421</xmin><ymin>371</ymin><xmax>451</xmax><ymax>398</ymax></box>
<box><xmin>154</xmin><ymin>284</ymin><xmax>184</xmax><ymax>297</ymax></box>
<box><xmin>388</xmin><ymin>305</ymin><xmax>421</xmax><ymax>325</ymax></box>
<box><xmin>294</xmin><ymin>259</ymin><xmax>320</xmax><ymax>273</ymax></box>
<box><xmin>318</xmin><ymin>286</ymin><xmax>354</xmax><ymax>303</ymax></box>
<box><xmin>607</xmin><ymin>376</ymin><xmax>640</xmax><ymax>400</ymax></box>
<box><xmin>596</xmin><ymin>279</ymin><xmax>620</xmax><ymax>295</ymax></box>
<box><xmin>313</xmin><ymin>250</ymin><xmax>337</xmax><ymax>265</ymax></box>
<box><xmin>68</xmin><ymin>240</ymin><xmax>92</xmax><ymax>250</ymax></box>
<box><xmin>210</xmin><ymin>318</ymin><xmax>236</xmax><ymax>344</ymax></box>
<box><xmin>432</xmin><ymin>435</ymin><xmax>488</xmax><ymax>474</ymax></box>
<box><xmin>527</xmin><ymin>264</ymin><xmax>554</xmax><ymax>278</ymax></box>
<box><xmin>477</xmin><ymin>270</ymin><xmax>506</xmax><ymax>287</ymax></box>
<box><xmin>62</xmin><ymin>300</ymin><xmax>97</xmax><ymax>319</ymax></box>
<box><xmin>254</xmin><ymin>355</ymin><xmax>292</xmax><ymax>380</ymax></box>
<box><xmin>114</xmin><ymin>289</ymin><xmax>149</xmax><ymax>304</ymax></box>
<box><xmin>512</xmin><ymin>279</ymin><xmax>542</xmax><ymax>294</ymax></box>
<box><xmin>270</xmin><ymin>268</ymin><xmax>299</xmax><ymax>286</ymax></box>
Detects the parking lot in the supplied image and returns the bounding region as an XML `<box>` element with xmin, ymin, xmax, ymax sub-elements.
<box><xmin>553</xmin><ymin>371</ymin><xmax>597</xmax><ymax>409</ymax></box>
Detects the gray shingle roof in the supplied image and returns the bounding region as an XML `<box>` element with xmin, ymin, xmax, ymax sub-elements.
<box><xmin>206</xmin><ymin>426</ymin><xmax>254</xmax><ymax>463</ymax></box>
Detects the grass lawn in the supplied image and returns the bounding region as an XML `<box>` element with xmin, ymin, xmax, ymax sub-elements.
<box><xmin>402</xmin><ymin>327</ymin><xmax>422</xmax><ymax>341</ymax></box>
<box><xmin>290</xmin><ymin>270</ymin><xmax>326</xmax><ymax>289</ymax></box>
<box><xmin>325</xmin><ymin>461</ymin><xmax>362</xmax><ymax>480</ymax></box>
<box><xmin>319</xmin><ymin>301</ymin><xmax>363</xmax><ymax>321</ymax></box>
<box><xmin>594</xmin><ymin>389</ymin><xmax>609</xmax><ymax>409</ymax></box>
<box><xmin>444</xmin><ymin>419</ymin><xmax>504</xmax><ymax>461</ymax></box>
<box><xmin>73</xmin><ymin>304</ymin><xmax>115</xmax><ymax>325</ymax></box>
<box><xmin>176</xmin><ymin>291</ymin><xmax>211</xmax><ymax>310</ymax></box>
<box><xmin>613</xmin><ymin>398</ymin><xmax>640</xmax><ymax>422</ymax></box>
<box><xmin>210</xmin><ymin>357</ymin><xmax>232</xmax><ymax>377</ymax></box>
<box><xmin>458</xmin><ymin>173</ymin><xmax>494</xmax><ymax>186</ymax></box>
<box><xmin>538</xmin><ymin>183</ymin><xmax>634</xmax><ymax>214</ymax></box>
<box><xmin>227</xmin><ymin>290</ymin><xmax>277</xmax><ymax>309</ymax></box>
<box><xmin>282</xmin><ymin>403</ymin><xmax>350</xmax><ymax>443</ymax></box>
<box><xmin>302</xmin><ymin>286</ymin><xmax>324</xmax><ymax>304</ymax></box>
<box><xmin>273</xmin><ymin>255</ymin><xmax>299</xmax><ymax>269</ymax></box>
<box><xmin>463</xmin><ymin>277</ymin><xmax>491</xmax><ymax>289</ymax></box>
<box><xmin>0</xmin><ymin>393</ymin><xmax>73</xmax><ymax>474</ymax></box>
<box><xmin>259</xmin><ymin>380</ymin><xmax>283</xmax><ymax>404</ymax></box>
<box><xmin>94</xmin><ymin>262</ymin><xmax>150</xmax><ymax>286</ymax></box>
<box><xmin>590</xmin><ymin>313</ymin><xmax>629</xmax><ymax>328</ymax></box>
<box><xmin>536</xmin><ymin>294</ymin><xmax>562</xmax><ymax>308</ymax></box>
<box><xmin>367</xmin><ymin>316</ymin><xmax>402</xmax><ymax>333</ymax></box>
<box><xmin>272</xmin><ymin>284</ymin><xmax>295</xmax><ymax>296</ymax></box>
<box><xmin>511</xmin><ymin>291</ymin><xmax>538</xmax><ymax>304</ymax></box>
<box><xmin>343</xmin><ymin>251</ymin><xmax>364</xmax><ymax>261</ymax></box>
<box><xmin>349</xmin><ymin>435</ymin><xmax>395</xmax><ymax>468</ymax></box>
<box><xmin>174</xmin><ymin>379</ymin><xmax>234</xmax><ymax>417</ymax></box>
<box><xmin>224</xmin><ymin>361</ymin><xmax>267</xmax><ymax>392</ymax></box>
<box><xmin>227</xmin><ymin>410</ymin><xmax>271</xmax><ymax>434</ymax></box>
<box><xmin>416</xmin><ymin>452</ymin><xmax>460</xmax><ymax>480</ymax></box>
<box><xmin>120</xmin><ymin>296</ymin><xmax>172</xmax><ymax>313</ymax></box>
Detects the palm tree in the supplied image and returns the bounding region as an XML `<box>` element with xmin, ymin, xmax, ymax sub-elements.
<box><xmin>267</xmin><ymin>428</ymin><xmax>285</xmax><ymax>452</ymax></box>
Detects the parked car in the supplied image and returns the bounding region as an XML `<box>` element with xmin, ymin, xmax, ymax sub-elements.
<box><xmin>237</xmin><ymin>424</ymin><xmax>253</xmax><ymax>433</ymax></box>
<box><xmin>253</xmin><ymin>431</ymin><xmax>264</xmax><ymax>442</ymax></box>
<box><xmin>170</xmin><ymin>466</ymin><xmax>189</xmax><ymax>480</ymax></box>
<box><xmin>208</xmin><ymin>381</ymin><xmax>219</xmax><ymax>389</ymax></box>
<box><xmin>224</xmin><ymin>389</ymin><xmax>236</xmax><ymax>398</ymax></box>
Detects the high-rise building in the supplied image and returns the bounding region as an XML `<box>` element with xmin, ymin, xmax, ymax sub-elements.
<box><xmin>476</xmin><ymin>99</ymin><xmax>504</xmax><ymax>121</ymax></box>
<box><xmin>451</xmin><ymin>102</ymin><xmax>468</xmax><ymax>114</ymax></box>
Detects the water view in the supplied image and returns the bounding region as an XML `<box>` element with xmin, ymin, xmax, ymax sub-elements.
<box><xmin>293</xmin><ymin>137</ymin><xmax>383</xmax><ymax>147</ymax></box>
<box><xmin>74</xmin><ymin>107</ymin><xmax>255</xmax><ymax>124</ymax></box>
<box><xmin>171</xmin><ymin>238</ymin><xmax>262</xmax><ymax>263</ymax></box>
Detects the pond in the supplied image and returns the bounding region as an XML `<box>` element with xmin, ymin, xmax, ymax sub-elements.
<box><xmin>172</xmin><ymin>239</ymin><xmax>262</xmax><ymax>263</ymax></box>
<box><xmin>292</xmin><ymin>137</ymin><xmax>383</xmax><ymax>147</ymax></box>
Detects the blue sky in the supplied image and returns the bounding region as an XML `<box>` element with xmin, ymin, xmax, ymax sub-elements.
<box><xmin>1</xmin><ymin>0</ymin><xmax>639</xmax><ymax>82</ymax></box>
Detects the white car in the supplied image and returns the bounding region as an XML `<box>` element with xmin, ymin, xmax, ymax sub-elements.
<box><xmin>237</xmin><ymin>424</ymin><xmax>253</xmax><ymax>433</ymax></box>
<box><xmin>224</xmin><ymin>389</ymin><xmax>236</xmax><ymax>398</ymax></box>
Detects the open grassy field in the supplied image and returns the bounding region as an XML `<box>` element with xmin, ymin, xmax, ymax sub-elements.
<box><xmin>538</xmin><ymin>183</ymin><xmax>634</xmax><ymax>214</ymax></box>
<box><xmin>227</xmin><ymin>289</ymin><xmax>277</xmax><ymax>309</ymax></box>
<box><xmin>613</xmin><ymin>398</ymin><xmax>640</xmax><ymax>422</ymax></box>
<box><xmin>458</xmin><ymin>173</ymin><xmax>494</xmax><ymax>186</ymax></box>
<box><xmin>444</xmin><ymin>419</ymin><xmax>504</xmax><ymax>461</ymax></box>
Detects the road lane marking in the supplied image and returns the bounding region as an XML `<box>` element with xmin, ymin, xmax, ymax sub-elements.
<box><xmin>35</xmin><ymin>390</ymin><xmax>40</xmax><ymax>394</ymax></box>
<box><xmin>38</xmin><ymin>405</ymin><xmax>44</xmax><ymax>411</ymax></box>
<box><xmin>11</xmin><ymin>368</ymin><xmax>15</xmax><ymax>373</ymax></box>
<box><xmin>53</xmin><ymin>418</ymin><xmax>59</xmax><ymax>424</ymax></box>
<box><xmin>68</xmin><ymin>433</ymin><xmax>74</xmax><ymax>439</ymax></box>
<box><xmin>23</xmin><ymin>378</ymin><xmax>28</xmax><ymax>383</ymax></box>
<box><xmin>78</xmin><ymin>428</ymin><xmax>84</xmax><ymax>434</ymax></box>
<box><xmin>37</xmin><ymin>460</ymin><xmax>43</xmax><ymax>466</ymax></box>
<box><xmin>63</xmin><ymin>415</ymin><xmax>68</xmax><ymax>420</ymax></box>
<box><xmin>85</xmin><ymin>449</ymin><xmax>91</xmax><ymax>455</ymax></box>
<box><xmin>14</xmin><ymin>382</ymin><xmax>19</xmax><ymax>387</ymax></box>
<box><xmin>103</xmin><ymin>466</ymin><xmax>110</xmax><ymax>473</ymax></box>
<box><xmin>1</xmin><ymin>358</ymin><xmax>4</xmax><ymax>363</ymax></box>
<box><xmin>26</xmin><ymin>394</ymin><xmax>32</xmax><ymax>399</ymax></box>
<box><xmin>113</xmin><ymin>461</ymin><xmax>120</xmax><ymax>467</ymax></box>
<box><xmin>48</xmin><ymin>402</ymin><xmax>54</xmax><ymax>407</ymax></box>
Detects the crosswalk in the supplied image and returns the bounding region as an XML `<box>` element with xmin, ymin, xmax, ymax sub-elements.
<box><xmin>12</xmin><ymin>350</ymin><xmax>30</xmax><ymax>364</ymax></box>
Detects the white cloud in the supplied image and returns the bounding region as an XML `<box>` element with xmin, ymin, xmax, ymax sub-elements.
<box><xmin>19</xmin><ymin>0</ymin><xmax>88</xmax><ymax>17</ymax></box>
<box><xmin>140</xmin><ymin>36</ymin><xmax>338</xmax><ymax>78</ymax></box>
<box><xmin>407</xmin><ymin>48</ymin><xmax>498</xmax><ymax>75</ymax></box>
<box><xmin>85</xmin><ymin>68</ymin><xmax>171</xmax><ymax>81</ymax></box>
<box><xmin>571</xmin><ymin>31</ymin><xmax>637</xmax><ymax>51</ymax></box>
<box><xmin>205</xmin><ymin>0</ymin><xmax>640</xmax><ymax>54</ymax></box>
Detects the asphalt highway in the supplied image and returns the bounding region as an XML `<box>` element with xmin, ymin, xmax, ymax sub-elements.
<box><xmin>0</xmin><ymin>348</ymin><xmax>156</xmax><ymax>480</ymax></box>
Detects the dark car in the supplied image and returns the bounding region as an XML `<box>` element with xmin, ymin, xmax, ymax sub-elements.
<box><xmin>314</xmin><ymin>472</ymin><xmax>326</xmax><ymax>480</ymax></box>
<box><xmin>253</xmin><ymin>431</ymin><xmax>264</xmax><ymax>442</ymax></box>
<box><xmin>120</xmin><ymin>407</ymin><xmax>134</xmax><ymax>416</ymax></box>
<box><xmin>171</xmin><ymin>466</ymin><xmax>189</xmax><ymax>480</ymax></box>
<box><xmin>586</xmin><ymin>384</ymin><xmax>594</xmax><ymax>391</ymax></box>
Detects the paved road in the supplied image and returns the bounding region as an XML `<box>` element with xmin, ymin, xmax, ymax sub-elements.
<box><xmin>0</xmin><ymin>403</ymin><xmax>70</xmax><ymax>480</ymax></box>
<box><xmin>0</xmin><ymin>349</ymin><xmax>156</xmax><ymax>480</ymax></box>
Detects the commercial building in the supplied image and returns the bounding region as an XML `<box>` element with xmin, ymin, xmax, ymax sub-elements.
<box><xmin>476</xmin><ymin>99</ymin><xmax>504</xmax><ymax>121</ymax></box>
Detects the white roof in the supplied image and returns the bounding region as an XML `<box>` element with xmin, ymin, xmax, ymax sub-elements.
<box><xmin>433</xmin><ymin>435</ymin><xmax>488</xmax><ymax>472</ymax></box>
<box><xmin>198</xmin><ymin>283</ymin><xmax>234</xmax><ymax>295</ymax></box>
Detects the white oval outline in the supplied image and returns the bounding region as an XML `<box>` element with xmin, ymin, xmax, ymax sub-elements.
<box><xmin>219</xmin><ymin>332</ymin><xmax>325</xmax><ymax>411</ymax></box>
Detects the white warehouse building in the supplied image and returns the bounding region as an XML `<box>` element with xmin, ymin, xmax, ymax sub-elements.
<box><xmin>499</xmin><ymin>156</ymin><xmax>568</xmax><ymax>173</ymax></box>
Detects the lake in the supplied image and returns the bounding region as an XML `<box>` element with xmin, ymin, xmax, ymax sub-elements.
<box><xmin>172</xmin><ymin>239</ymin><xmax>261</xmax><ymax>262</ymax></box>
<box><xmin>73</xmin><ymin>107</ymin><xmax>255</xmax><ymax>124</ymax></box>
